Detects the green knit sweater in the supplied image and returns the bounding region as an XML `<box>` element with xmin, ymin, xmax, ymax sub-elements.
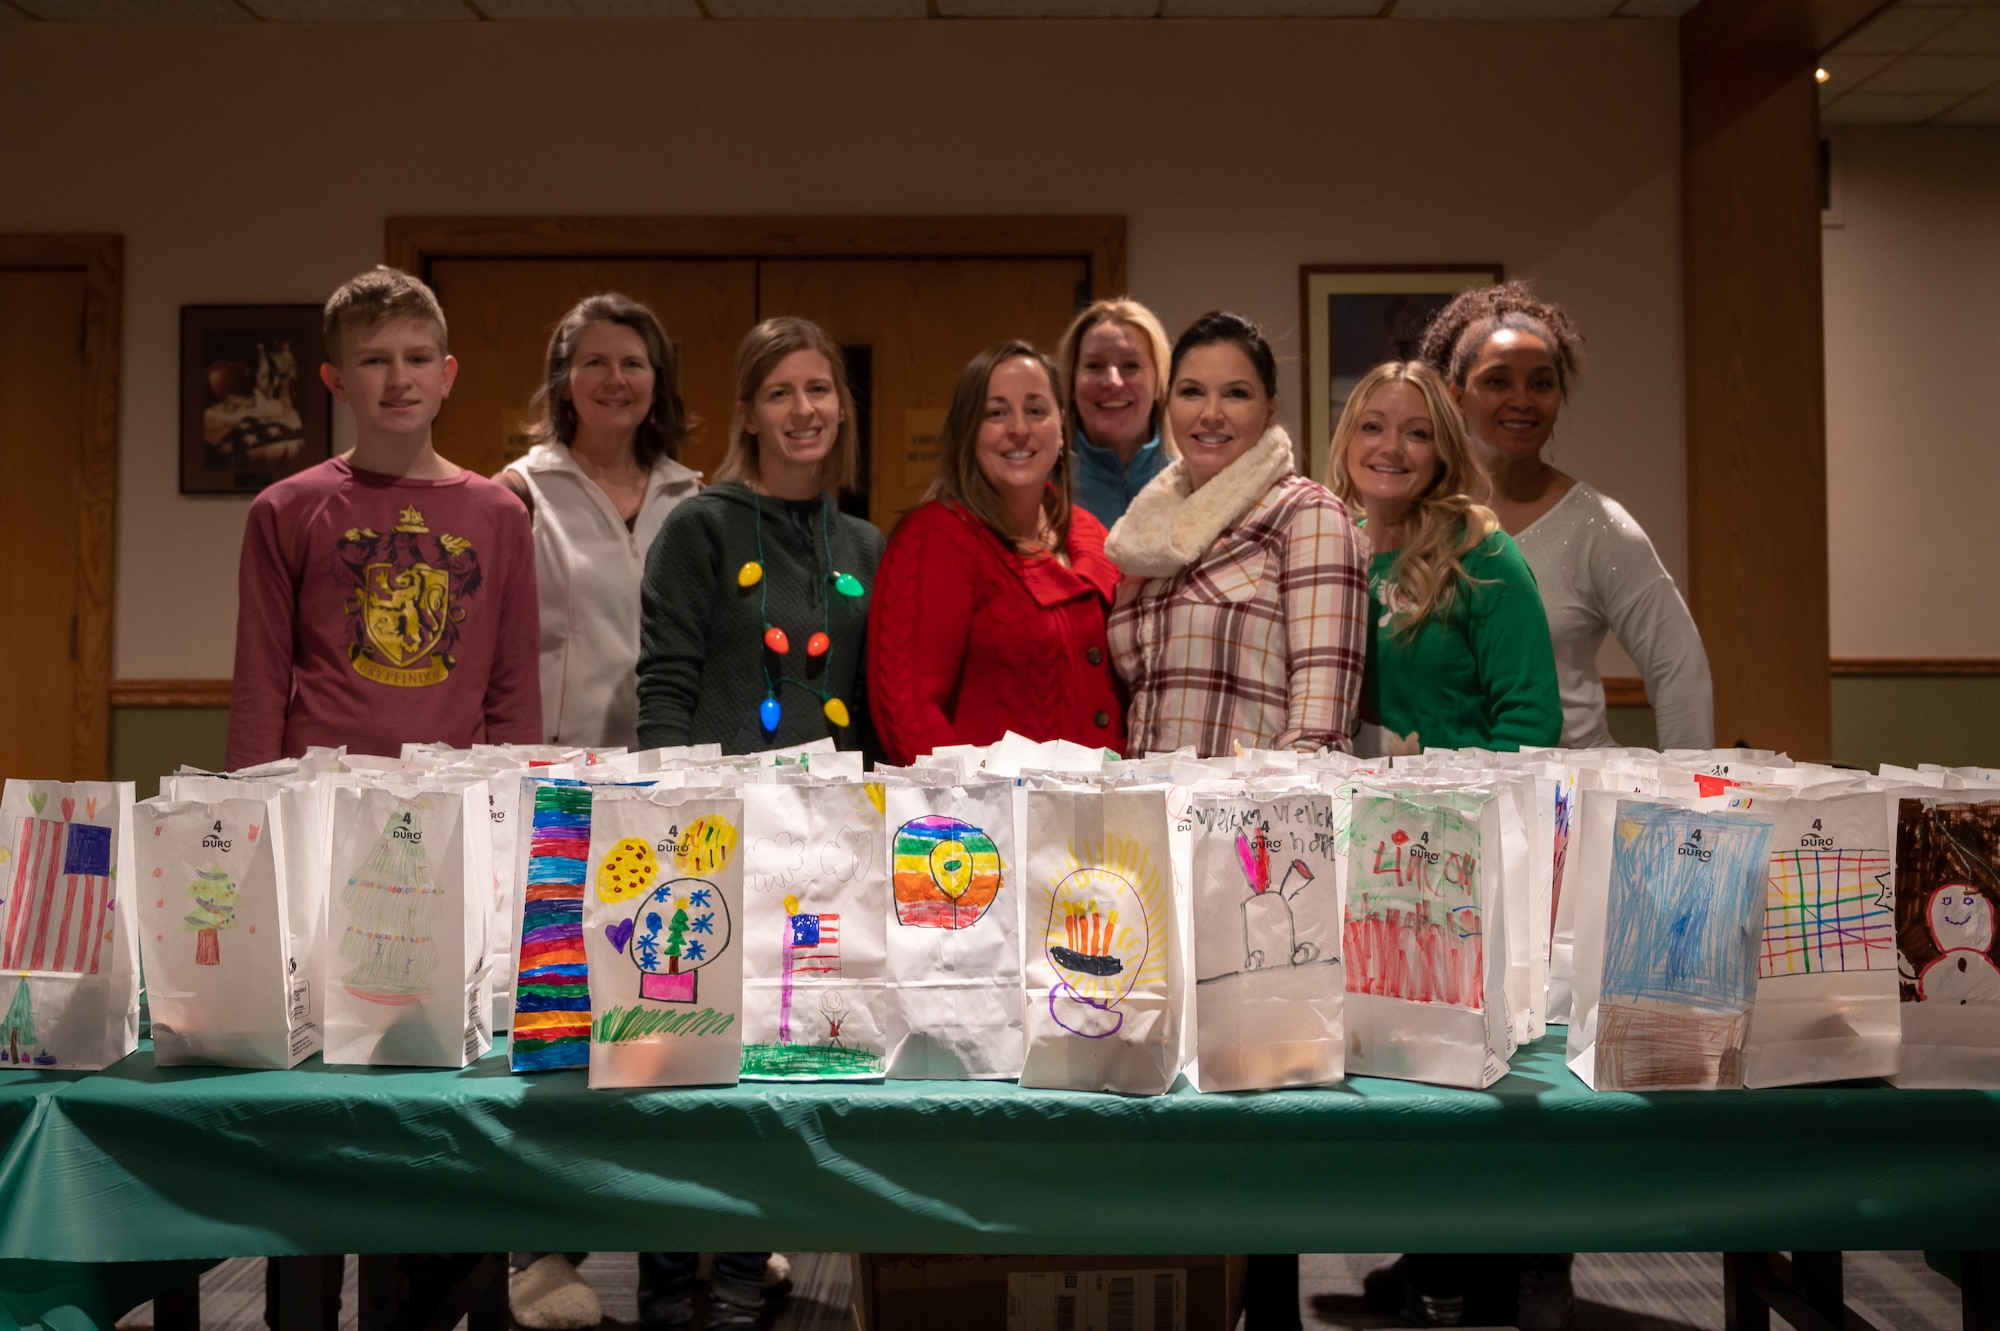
<box><xmin>1362</xmin><ymin>526</ymin><xmax>1562</xmax><ymax>753</ymax></box>
<box><xmin>637</xmin><ymin>481</ymin><xmax>884</xmax><ymax>756</ymax></box>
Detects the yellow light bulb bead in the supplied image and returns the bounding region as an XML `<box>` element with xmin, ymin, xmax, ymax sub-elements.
<box><xmin>737</xmin><ymin>561</ymin><xmax>764</xmax><ymax>588</ymax></box>
<box><xmin>822</xmin><ymin>697</ymin><xmax>851</xmax><ymax>728</ymax></box>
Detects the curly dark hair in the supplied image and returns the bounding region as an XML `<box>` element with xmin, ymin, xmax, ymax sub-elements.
<box><xmin>1415</xmin><ymin>280</ymin><xmax>1585</xmax><ymax>397</ymax></box>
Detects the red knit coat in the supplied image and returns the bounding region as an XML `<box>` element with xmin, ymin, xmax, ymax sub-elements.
<box><xmin>868</xmin><ymin>500</ymin><xmax>1126</xmax><ymax>766</ymax></box>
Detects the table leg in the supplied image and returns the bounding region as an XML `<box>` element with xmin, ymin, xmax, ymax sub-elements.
<box><xmin>270</xmin><ymin>1255</ymin><xmax>342</xmax><ymax>1331</ymax></box>
<box><xmin>1966</xmin><ymin>1250</ymin><xmax>2000</xmax><ymax>1331</ymax></box>
<box><xmin>152</xmin><ymin>1273</ymin><xmax>199</xmax><ymax>1331</ymax></box>
<box><xmin>1792</xmin><ymin>1251</ymin><xmax>1844</xmax><ymax>1327</ymax></box>
<box><xmin>1723</xmin><ymin>1253</ymin><xmax>1771</xmax><ymax>1331</ymax></box>
<box><xmin>357</xmin><ymin>1255</ymin><xmax>402</xmax><ymax>1331</ymax></box>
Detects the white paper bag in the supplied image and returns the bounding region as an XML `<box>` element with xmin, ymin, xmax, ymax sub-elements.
<box><xmin>1189</xmin><ymin>785</ymin><xmax>1344</xmax><ymax>1090</ymax></box>
<box><xmin>1342</xmin><ymin>785</ymin><xmax>1511</xmax><ymax>1088</ymax></box>
<box><xmin>163</xmin><ymin>768</ymin><xmax>331</xmax><ymax>1057</ymax></box>
<box><xmin>1891</xmin><ymin>791</ymin><xmax>2000</xmax><ymax>1088</ymax></box>
<box><xmin>583</xmin><ymin>790</ymin><xmax>745</xmax><ymax>1088</ymax></box>
<box><xmin>1020</xmin><ymin>784</ymin><xmax>1183</xmax><ymax>1094</ymax></box>
<box><xmin>1566</xmin><ymin>793</ymin><xmax>1775</xmax><ymax>1090</ymax></box>
<box><xmin>880</xmin><ymin>778</ymin><xmax>1026</xmax><ymax>1080</ymax></box>
<box><xmin>324</xmin><ymin>779</ymin><xmax>492</xmax><ymax>1067</ymax></box>
<box><xmin>0</xmin><ymin>780</ymin><xmax>139</xmax><ymax>1070</ymax></box>
<box><xmin>741</xmin><ymin>781</ymin><xmax>897</xmax><ymax>1080</ymax></box>
<box><xmin>1742</xmin><ymin>791</ymin><xmax>1899</xmax><ymax>1086</ymax></box>
<box><xmin>136</xmin><ymin>795</ymin><xmax>317</xmax><ymax>1067</ymax></box>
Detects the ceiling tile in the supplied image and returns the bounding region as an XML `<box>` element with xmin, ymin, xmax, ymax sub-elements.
<box><xmin>1391</xmin><ymin>0</ymin><xmax>1620</xmax><ymax>15</ymax></box>
<box><xmin>13</xmin><ymin>0</ymin><xmax>251</xmax><ymax>16</ymax></box>
<box><xmin>1162</xmin><ymin>0</ymin><xmax>1383</xmax><ymax>13</ymax></box>
<box><xmin>1820</xmin><ymin>90</ymin><xmax>1962</xmax><ymax>121</ymax></box>
<box><xmin>0</xmin><ymin>2</ymin><xmax>28</xmax><ymax>14</ymax></box>
<box><xmin>706</xmin><ymin>0</ymin><xmax>922</xmax><ymax>13</ymax></box>
<box><xmin>1818</xmin><ymin>51</ymin><xmax>1895</xmax><ymax>86</ymax></box>
<box><xmin>1832</xmin><ymin>5</ymin><xmax>1963</xmax><ymax>55</ymax></box>
<box><xmin>1921</xmin><ymin>9</ymin><xmax>2000</xmax><ymax>51</ymax></box>
<box><xmin>1864</xmin><ymin>51</ymin><xmax>2000</xmax><ymax>91</ymax></box>
<box><xmin>1937</xmin><ymin>90</ymin><xmax>2000</xmax><ymax>119</ymax></box>
<box><xmin>244</xmin><ymin>0</ymin><xmax>474</xmax><ymax>14</ymax></box>
<box><xmin>479</xmin><ymin>0</ymin><xmax>700</xmax><ymax>15</ymax></box>
<box><xmin>939</xmin><ymin>0</ymin><xmax>1157</xmax><ymax>13</ymax></box>
<box><xmin>1615</xmin><ymin>0</ymin><xmax>1700</xmax><ymax>15</ymax></box>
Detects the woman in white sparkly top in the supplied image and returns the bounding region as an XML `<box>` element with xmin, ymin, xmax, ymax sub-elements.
<box><xmin>1417</xmin><ymin>282</ymin><xmax>1713</xmax><ymax>749</ymax></box>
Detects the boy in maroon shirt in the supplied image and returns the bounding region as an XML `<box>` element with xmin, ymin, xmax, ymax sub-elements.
<box><xmin>227</xmin><ymin>267</ymin><xmax>540</xmax><ymax>767</ymax></box>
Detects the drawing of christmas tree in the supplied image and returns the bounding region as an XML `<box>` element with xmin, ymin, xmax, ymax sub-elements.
<box><xmin>338</xmin><ymin>804</ymin><xmax>442</xmax><ymax>1004</ymax></box>
<box><xmin>2</xmin><ymin>982</ymin><xmax>34</xmax><ymax>1065</ymax></box>
<box><xmin>633</xmin><ymin>880</ymin><xmax>727</xmax><ymax>1004</ymax></box>
<box><xmin>663</xmin><ymin>903</ymin><xmax>691</xmax><ymax>972</ymax></box>
<box><xmin>184</xmin><ymin>861</ymin><xmax>240</xmax><ymax>966</ymax></box>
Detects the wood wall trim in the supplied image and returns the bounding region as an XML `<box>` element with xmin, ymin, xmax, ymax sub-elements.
<box><xmin>0</xmin><ymin>234</ymin><xmax>120</xmax><ymax>780</ymax></box>
<box><xmin>384</xmin><ymin>215</ymin><xmax>1128</xmax><ymax>305</ymax></box>
<box><xmin>110</xmin><ymin>679</ymin><xmax>233</xmax><ymax>709</ymax></box>
<box><xmin>1830</xmin><ymin>658</ymin><xmax>2000</xmax><ymax>677</ymax></box>
<box><xmin>1680</xmin><ymin>0</ymin><xmax>1831</xmax><ymax>758</ymax></box>
<box><xmin>1603</xmin><ymin>676</ymin><xmax>1649</xmax><ymax>708</ymax></box>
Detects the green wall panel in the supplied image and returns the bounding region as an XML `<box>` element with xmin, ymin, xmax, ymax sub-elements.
<box><xmin>110</xmin><ymin>708</ymin><xmax>228</xmax><ymax>800</ymax></box>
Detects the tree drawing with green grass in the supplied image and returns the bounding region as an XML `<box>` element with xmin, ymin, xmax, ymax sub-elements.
<box><xmin>184</xmin><ymin>861</ymin><xmax>240</xmax><ymax>966</ymax></box>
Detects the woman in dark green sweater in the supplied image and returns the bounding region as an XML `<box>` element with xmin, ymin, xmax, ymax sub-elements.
<box><xmin>1326</xmin><ymin>360</ymin><xmax>1560</xmax><ymax>754</ymax></box>
<box><xmin>636</xmin><ymin>316</ymin><xmax>883</xmax><ymax>758</ymax></box>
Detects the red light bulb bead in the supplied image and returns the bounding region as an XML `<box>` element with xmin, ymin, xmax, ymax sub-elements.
<box><xmin>763</xmin><ymin>626</ymin><xmax>791</xmax><ymax>655</ymax></box>
<box><xmin>807</xmin><ymin>632</ymin><xmax>830</xmax><ymax>658</ymax></box>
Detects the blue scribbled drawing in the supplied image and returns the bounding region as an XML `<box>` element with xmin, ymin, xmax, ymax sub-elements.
<box><xmin>1601</xmin><ymin>805</ymin><xmax>1773</xmax><ymax>1014</ymax></box>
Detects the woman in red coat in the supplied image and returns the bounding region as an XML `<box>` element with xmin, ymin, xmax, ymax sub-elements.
<box><xmin>869</xmin><ymin>339</ymin><xmax>1125</xmax><ymax>766</ymax></box>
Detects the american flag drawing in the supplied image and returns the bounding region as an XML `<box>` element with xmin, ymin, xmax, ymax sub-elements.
<box><xmin>786</xmin><ymin>913</ymin><xmax>842</xmax><ymax>978</ymax></box>
<box><xmin>5</xmin><ymin>818</ymin><xmax>114</xmax><ymax>974</ymax></box>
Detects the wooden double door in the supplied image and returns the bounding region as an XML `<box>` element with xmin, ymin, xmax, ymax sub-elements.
<box><xmin>431</xmin><ymin>255</ymin><xmax>1089</xmax><ymax>529</ymax></box>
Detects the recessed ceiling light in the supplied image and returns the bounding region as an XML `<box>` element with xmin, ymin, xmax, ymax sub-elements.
<box><xmin>1816</xmin><ymin>67</ymin><xmax>1830</xmax><ymax>83</ymax></box>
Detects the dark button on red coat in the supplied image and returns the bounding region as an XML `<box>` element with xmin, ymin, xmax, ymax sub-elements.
<box><xmin>868</xmin><ymin>500</ymin><xmax>1126</xmax><ymax>766</ymax></box>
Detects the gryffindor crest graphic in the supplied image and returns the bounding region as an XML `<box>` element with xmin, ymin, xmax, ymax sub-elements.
<box><xmin>337</xmin><ymin>504</ymin><xmax>481</xmax><ymax>688</ymax></box>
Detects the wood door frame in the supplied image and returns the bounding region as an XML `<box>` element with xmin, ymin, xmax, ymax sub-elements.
<box><xmin>384</xmin><ymin>215</ymin><xmax>1127</xmax><ymax>307</ymax></box>
<box><xmin>0</xmin><ymin>235</ymin><xmax>121</xmax><ymax>779</ymax></box>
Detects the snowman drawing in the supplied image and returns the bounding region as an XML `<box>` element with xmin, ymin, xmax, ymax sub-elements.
<box><xmin>1918</xmin><ymin>882</ymin><xmax>2000</xmax><ymax>1005</ymax></box>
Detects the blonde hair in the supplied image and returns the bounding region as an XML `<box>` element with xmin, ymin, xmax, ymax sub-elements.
<box><xmin>923</xmin><ymin>340</ymin><xmax>1073</xmax><ymax>553</ymax></box>
<box><xmin>323</xmin><ymin>265</ymin><xmax>447</xmax><ymax>364</ymax></box>
<box><xmin>1327</xmin><ymin>361</ymin><xmax>1497</xmax><ymax>634</ymax></box>
<box><xmin>715</xmin><ymin>317</ymin><xmax>858</xmax><ymax>492</ymax></box>
<box><xmin>1055</xmin><ymin>298</ymin><xmax>1177</xmax><ymax>458</ymax></box>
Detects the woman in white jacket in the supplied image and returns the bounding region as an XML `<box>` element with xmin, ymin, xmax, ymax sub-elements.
<box><xmin>1417</xmin><ymin>281</ymin><xmax>1713</xmax><ymax>750</ymax></box>
<box><xmin>501</xmin><ymin>292</ymin><xmax>702</xmax><ymax>749</ymax></box>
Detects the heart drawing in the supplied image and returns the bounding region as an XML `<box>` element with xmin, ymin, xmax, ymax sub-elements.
<box><xmin>61</xmin><ymin>798</ymin><xmax>74</xmax><ymax>821</ymax></box>
<box><xmin>605</xmin><ymin>919</ymin><xmax>635</xmax><ymax>955</ymax></box>
<box><xmin>28</xmin><ymin>794</ymin><xmax>46</xmax><ymax>815</ymax></box>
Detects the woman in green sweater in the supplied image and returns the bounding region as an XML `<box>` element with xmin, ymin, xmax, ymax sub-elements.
<box><xmin>1327</xmin><ymin>360</ymin><xmax>1560</xmax><ymax>754</ymax></box>
<box><xmin>636</xmin><ymin>316</ymin><xmax>883</xmax><ymax>758</ymax></box>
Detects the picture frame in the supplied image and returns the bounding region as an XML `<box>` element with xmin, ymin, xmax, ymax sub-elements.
<box><xmin>180</xmin><ymin>304</ymin><xmax>331</xmax><ymax>495</ymax></box>
<box><xmin>1299</xmin><ymin>264</ymin><xmax>1502</xmax><ymax>484</ymax></box>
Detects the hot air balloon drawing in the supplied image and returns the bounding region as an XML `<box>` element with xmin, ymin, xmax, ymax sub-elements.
<box><xmin>891</xmin><ymin>816</ymin><xmax>1002</xmax><ymax>929</ymax></box>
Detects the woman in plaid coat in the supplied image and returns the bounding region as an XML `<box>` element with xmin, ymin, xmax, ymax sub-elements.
<box><xmin>1105</xmin><ymin>312</ymin><xmax>1368</xmax><ymax>757</ymax></box>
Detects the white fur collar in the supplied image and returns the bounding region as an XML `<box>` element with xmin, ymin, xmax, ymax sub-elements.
<box><xmin>1105</xmin><ymin>426</ymin><xmax>1295</xmax><ymax>578</ymax></box>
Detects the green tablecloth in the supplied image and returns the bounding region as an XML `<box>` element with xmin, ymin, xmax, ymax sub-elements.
<box><xmin>2</xmin><ymin>1031</ymin><xmax>1997</xmax><ymax>1265</ymax></box>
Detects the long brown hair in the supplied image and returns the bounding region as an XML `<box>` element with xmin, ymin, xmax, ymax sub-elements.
<box><xmin>1326</xmin><ymin>361</ymin><xmax>1497</xmax><ymax>634</ymax></box>
<box><xmin>714</xmin><ymin>317</ymin><xmax>858</xmax><ymax>491</ymax></box>
<box><xmin>926</xmin><ymin>340</ymin><xmax>1073</xmax><ymax>554</ymax></box>
<box><xmin>529</xmin><ymin>292</ymin><xmax>688</xmax><ymax>468</ymax></box>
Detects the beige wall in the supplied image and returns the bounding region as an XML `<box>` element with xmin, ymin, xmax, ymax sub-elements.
<box><xmin>1824</xmin><ymin>126</ymin><xmax>2000</xmax><ymax>659</ymax></box>
<box><xmin>0</xmin><ymin>18</ymin><xmax>1683</xmax><ymax>680</ymax></box>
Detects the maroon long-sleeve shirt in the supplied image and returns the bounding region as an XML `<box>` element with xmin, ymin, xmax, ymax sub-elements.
<box><xmin>226</xmin><ymin>456</ymin><xmax>541</xmax><ymax>768</ymax></box>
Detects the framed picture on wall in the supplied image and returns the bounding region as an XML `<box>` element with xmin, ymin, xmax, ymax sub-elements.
<box><xmin>1299</xmin><ymin>264</ymin><xmax>1502</xmax><ymax>484</ymax></box>
<box><xmin>180</xmin><ymin>304</ymin><xmax>332</xmax><ymax>495</ymax></box>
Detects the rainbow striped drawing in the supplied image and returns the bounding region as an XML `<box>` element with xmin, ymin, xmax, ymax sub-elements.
<box><xmin>509</xmin><ymin>783</ymin><xmax>594</xmax><ymax>1071</ymax></box>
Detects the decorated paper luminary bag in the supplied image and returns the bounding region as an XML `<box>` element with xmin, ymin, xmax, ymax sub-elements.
<box><xmin>1020</xmin><ymin>783</ymin><xmax>1183</xmax><ymax>1094</ymax></box>
<box><xmin>136</xmin><ymin>793</ymin><xmax>319</xmax><ymax>1068</ymax></box>
<box><xmin>1189</xmin><ymin>785</ymin><xmax>1345</xmax><ymax>1091</ymax></box>
<box><xmin>0</xmin><ymin>780</ymin><xmax>139</xmax><ymax>1070</ymax></box>
<box><xmin>1891</xmin><ymin>790</ymin><xmax>2000</xmax><ymax>1088</ymax></box>
<box><xmin>323</xmin><ymin>778</ymin><xmax>493</xmax><ymax>1068</ymax></box>
<box><xmin>739</xmin><ymin>780</ymin><xmax>897</xmax><ymax>1081</ymax></box>
<box><xmin>879</xmin><ymin>777</ymin><xmax>1025</xmax><ymax>1080</ymax></box>
<box><xmin>583</xmin><ymin>790</ymin><xmax>745</xmax><ymax>1089</ymax></box>
<box><xmin>163</xmin><ymin>769</ymin><xmax>331</xmax><ymax>1059</ymax></box>
<box><xmin>1342</xmin><ymin>784</ymin><xmax>1512</xmax><ymax>1089</ymax></box>
<box><xmin>1566</xmin><ymin>791</ymin><xmax>1776</xmax><ymax>1091</ymax></box>
<box><xmin>1741</xmin><ymin>790</ymin><xmax>1900</xmax><ymax>1087</ymax></box>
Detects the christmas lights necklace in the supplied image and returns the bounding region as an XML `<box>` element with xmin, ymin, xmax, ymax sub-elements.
<box><xmin>736</xmin><ymin>489</ymin><xmax>867</xmax><ymax>735</ymax></box>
